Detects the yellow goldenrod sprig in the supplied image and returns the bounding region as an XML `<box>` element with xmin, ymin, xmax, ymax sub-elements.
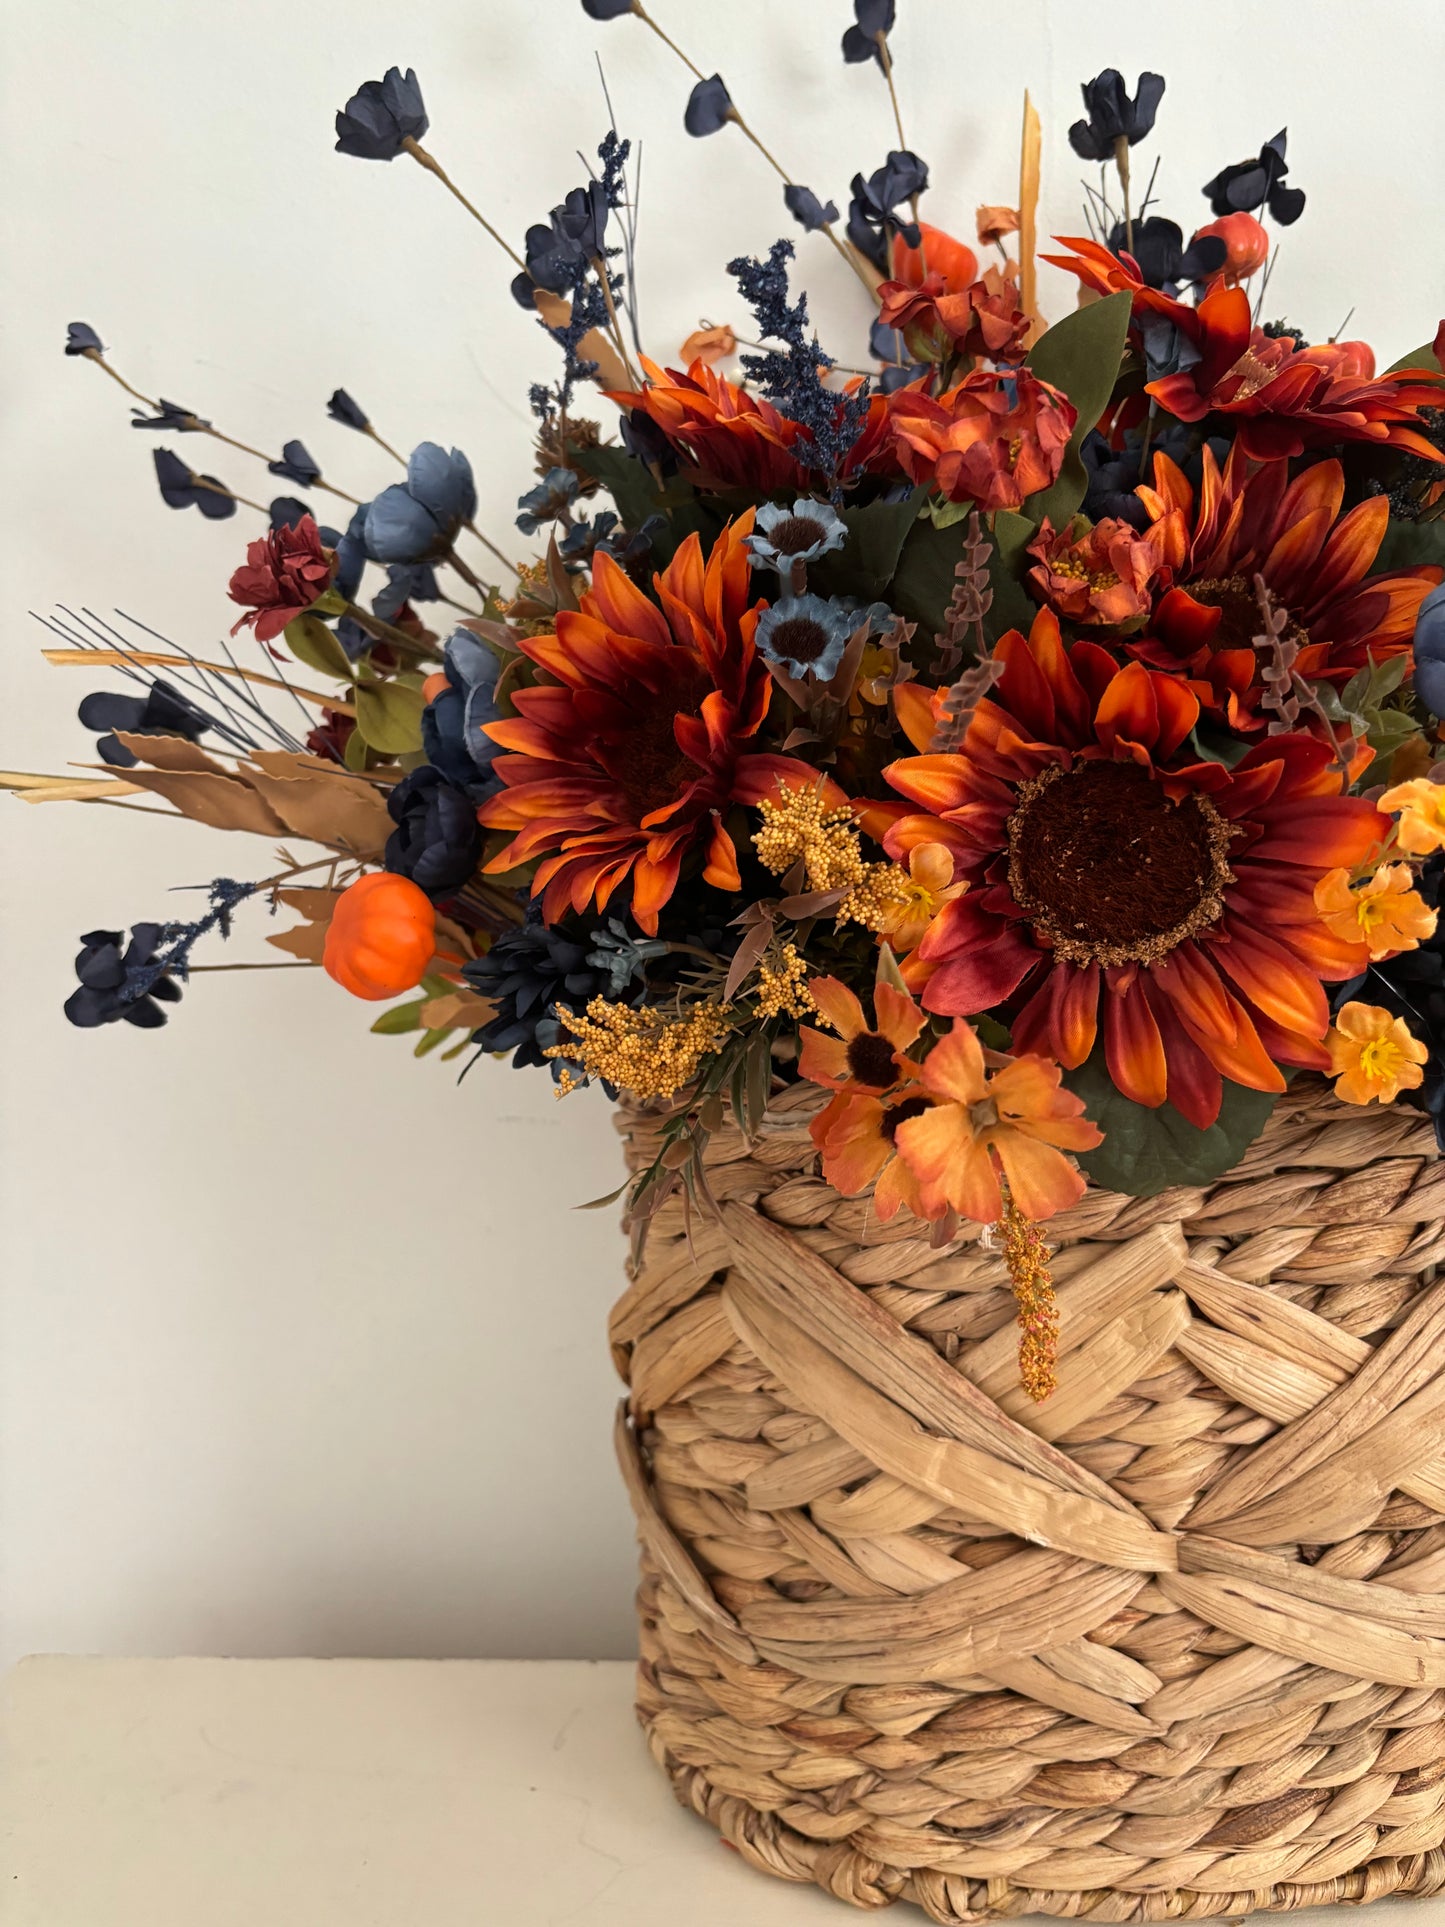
<box><xmin>547</xmin><ymin>997</ymin><xmax>734</xmax><ymax>1101</ymax></box>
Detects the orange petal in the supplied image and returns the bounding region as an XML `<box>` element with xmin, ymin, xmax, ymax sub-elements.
<box><xmin>808</xmin><ymin>976</ymin><xmax>867</xmax><ymax>1041</ymax></box>
<box><xmin>919</xmin><ymin>1018</ymin><xmax>988</xmax><ymax>1104</ymax></box>
<box><xmin>894</xmin><ymin>1104</ymin><xmax>1001</xmax><ymax>1222</ymax></box>
<box><xmin>1104</xmin><ymin>973</ymin><xmax>1168</xmax><ymax>1108</ymax></box>
<box><xmin>991</xmin><ymin>1132</ymin><xmax>1087</xmax><ymax>1223</ymax></box>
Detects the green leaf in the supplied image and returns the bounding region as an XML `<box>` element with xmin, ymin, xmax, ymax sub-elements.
<box><xmin>988</xmin><ymin>509</ymin><xmax>1039</xmax><ymax>641</ymax></box>
<box><xmin>1064</xmin><ymin>1045</ymin><xmax>1279</xmax><ymax>1198</ymax></box>
<box><xmin>1373</xmin><ymin>517</ymin><xmax>1445</xmax><ymax>575</ymax></box>
<box><xmin>889</xmin><ymin>516</ymin><xmax>970</xmax><ymax>635</ymax></box>
<box><xmin>927</xmin><ymin>496</ymin><xmax>974</xmax><ymax>531</ymax></box>
<box><xmin>1384</xmin><ymin>341</ymin><xmax>1443</xmax><ymax>375</ymax></box>
<box><xmin>371</xmin><ymin>999</ymin><xmax>425</xmax><ymax>1035</ymax></box>
<box><xmin>567</xmin><ymin>443</ymin><xmax>693</xmax><ymax>532</ymax></box>
<box><xmin>1023</xmin><ymin>290</ymin><xmax>1133</xmax><ymax>529</ymax></box>
<box><xmin>576</xmin><ymin>1179</ymin><xmax>631</xmax><ymax>1212</ymax></box>
<box><xmin>352</xmin><ymin>680</ymin><xmax>425</xmax><ymax>756</ymax></box>
<box><xmin>342</xmin><ymin>724</ymin><xmax>371</xmax><ymax>772</ymax></box>
<box><xmin>284</xmin><ymin>614</ymin><xmax>352</xmax><ymax>681</ymax></box>
<box><xmin>413</xmin><ymin>1027</ymin><xmax>451</xmax><ymax>1058</ymax></box>
<box><xmin>811</xmin><ymin>487</ymin><xmax>927</xmax><ymax>601</ymax></box>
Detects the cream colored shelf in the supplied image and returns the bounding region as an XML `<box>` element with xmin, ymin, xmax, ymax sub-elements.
<box><xmin>2</xmin><ymin>1657</ymin><xmax>1436</xmax><ymax>1926</ymax></box>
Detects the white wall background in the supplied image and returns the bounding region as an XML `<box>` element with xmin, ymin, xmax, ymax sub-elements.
<box><xmin>2</xmin><ymin>0</ymin><xmax>1443</xmax><ymax>1669</ymax></box>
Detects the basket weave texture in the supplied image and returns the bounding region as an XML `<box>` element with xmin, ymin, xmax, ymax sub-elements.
<box><xmin>611</xmin><ymin>1079</ymin><xmax>1445</xmax><ymax>1922</ymax></box>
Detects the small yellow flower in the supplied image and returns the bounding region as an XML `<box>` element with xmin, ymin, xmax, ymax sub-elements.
<box><xmin>868</xmin><ymin>841</ymin><xmax>969</xmax><ymax>954</ymax></box>
<box><xmin>1315</xmin><ymin>863</ymin><xmax>1437</xmax><ymax>961</ymax></box>
<box><xmin>1327</xmin><ymin>1001</ymin><xmax>1427</xmax><ymax>1106</ymax></box>
<box><xmin>1380</xmin><ymin>777</ymin><xmax>1445</xmax><ymax>855</ymax></box>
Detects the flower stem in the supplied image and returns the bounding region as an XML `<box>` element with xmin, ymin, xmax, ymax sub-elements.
<box><xmin>591</xmin><ymin>256</ymin><xmax>642</xmax><ymax>389</ymax></box>
<box><xmin>402</xmin><ymin>138</ymin><xmax>526</xmax><ymax>270</ymax></box>
<box><xmin>1113</xmin><ymin>135</ymin><xmax>1134</xmax><ymax>257</ymax></box>
<box><xmin>339</xmin><ymin>602</ymin><xmax>441</xmax><ymax>662</ymax></box>
<box><xmin>41</xmin><ymin>645</ymin><xmax>356</xmax><ymax>715</ymax></box>
<box><xmin>874</xmin><ymin>33</ymin><xmax>924</xmax><ymax>277</ymax></box>
<box><xmin>186</xmin><ymin>959</ymin><xmax>319</xmax><ymax>972</ymax></box>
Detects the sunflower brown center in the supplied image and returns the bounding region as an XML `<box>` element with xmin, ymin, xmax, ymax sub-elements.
<box><xmin>1006</xmin><ymin>760</ymin><xmax>1234</xmax><ymax>967</ymax></box>
<box><xmin>768</xmin><ymin>513</ymin><xmax>828</xmax><ymax>556</ymax></box>
<box><xmin>1187</xmin><ymin>573</ymin><xmax>1309</xmax><ymax>655</ymax></box>
<box><xmin>597</xmin><ymin>690</ymin><xmax>700</xmax><ymax>818</ymax></box>
<box><xmin>846</xmin><ymin>1030</ymin><xmax>900</xmax><ymax>1088</ymax></box>
<box><xmin>767</xmin><ymin>616</ymin><xmax>832</xmax><ymax>665</ymax></box>
<box><xmin>880</xmin><ymin>1093</ymin><xmax>931</xmax><ymax>1140</ymax></box>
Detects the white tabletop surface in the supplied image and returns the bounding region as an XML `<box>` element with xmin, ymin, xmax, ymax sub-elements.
<box><xmin>2</xmin><ymin>1657</ymin><xmax>1439</xmax><ymax>1926</ymax></box>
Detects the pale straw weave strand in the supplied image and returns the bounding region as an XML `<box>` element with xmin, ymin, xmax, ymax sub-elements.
<box><xmin>612</xmin><ymin>1078</ymin><xmax>1445</xmax><ymax>1922</ymax></box>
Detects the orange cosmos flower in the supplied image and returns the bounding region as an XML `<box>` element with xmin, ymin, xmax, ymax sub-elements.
<box><xmin>878</xmin><ymin>268</ymin><xmax>1030</xmax><ymax>366</ymax></box>
<box><xmin>1327</xmin><ymin>1001</ymin><xmax>1427</xmax><ymax>1106</ymax></box>
<box><xmin>890</xmin><ymin>221</ymin><xmax>979</xmax><ymax>294</ymax></box>
<box><xmin>1380</xmin><ymin>777</ymin><xmax>1445</xmax><ymax>855</ymax></box>
<box><xmin>883</xmin><ymin>608</ymin><xmax>1389</xmax><ymax>1127</ymax></box>
<box><xmin>1131</xmin><ymin>443</ymin><xmax>1442</xmax><ymax>723</ymax></box>
<box><xmin>479</xmin><ymin>515</ymin><xmax>823</xmax><ymax>934</ymax></box>
<box><xmin>976</xmin><ymin>205</ymin><xmax>1019</xmax><ymax>248</ymax></box>
<box><xmin>678</xmin><ymin>324</ymin><xmax>737</xmax><ymax>366</ymax></box>
<box><xmin>887</xmin><ymin>367</ymin><xmax>1075</xmax><ymax>511</ymax></box>
<box><xmin>798</xmin><ymin>975</ymin><xmax>925</xmax><ymax>1093</ymax></box>
<box><xmin>809</xmin><ymin>1088</ymin><xmax>932</xmax><ymax>1221</ymax></box>
<box><xmin>1314</xmin><ymin>865</ymin><xmax>1437</xmax><ymax>961</ymax></box>
<box><xmin>869</xmin><ymin>842</ymin><xmax>969</xmax><ymax>955</ymax></box>
<box><xmin>892</xmin><ymin>1021</ymin><xmax>1101</xmax><ymax>1223</ymax></box>
<box><xmin>1027</xmin><ymin>514</ymin><xmax>1174</xmax><ymax>627</ymax></box>
<box><xmin>608</xmin><ymin>355</ymin><xmax>808</xmax><ymax>492</ymax></box>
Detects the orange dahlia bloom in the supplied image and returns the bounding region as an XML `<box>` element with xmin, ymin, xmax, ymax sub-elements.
<box><xmin>479</xmin><ymin>516</ymin><xmax>818</xmax><ymax>934</ymax></box>
<box><xmin>883</xmin><ymin>609</ymin><xmax>1389</xmax><ymax>1126</ymax></box>
<box><xmin>892</xmin><ymin>1021</ymin><xmax>1101</xmax><ymax>1223</ymax></box>
<box><xmin>878</xmin><ymin>268</ymin><xmax>1029</xmax><ymax>365</ymax></box>
<box><xmin>608</xmin><ymin>355</ymin><xmax>808</xmax><ymax>492</ymax></box>
<box><xmin>887</xmin><ymin>368</ymin><xmax>1075</xmax><ymax>511</ymax></box>
<box><xmin>1314</xmin><ymin>865</ymin><xmax>1436</xmax><ymax>961</ymax></box>
<box><xmin>1027</xmin><ymin>515</ymin><xmax>1174</xmax><ymax>627</ymax></box>
<box><xmin>1131</xmin><ymin>444</ymin><xmax>1443</xmax><ymax>722</ymax></box>
<box><xmin>1046</xmin><ymin>239</ymin><xmax>1445</xmax><ymax>462</ymax></box>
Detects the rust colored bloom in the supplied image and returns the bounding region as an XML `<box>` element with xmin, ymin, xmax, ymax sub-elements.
<box><xmin>887</xmin><ymin>367</ymin><xmax>1074</xmax><ymax>511</ymax></box>
<box><xmin>1047</xmin><ymin>238</ymin><xmax>1445</xmax><ymax>462</ymax></box>
<box><xmin>227</xmin><ymin>513</ymin><xmax>335</xmax><ymax>642</ymax></box>
<box><xmin>878</xmin><ymin>268</ymin><xmax>1029</xmax><ymax>365</ymax></box>
<box><xmin>1027</xmin><ymin>514</ymin><xmax>1173</xmax><ymax>628</ymax></box>
<box><xmin>479</xmin><ymin>515</ymin><xmax>818</xmax><ymax>934</ymax></box>
<box><xmin>892</xmin><ymin>1021</ymin><xmax>1101</xmax><ymax>1223</ymax></box>
<box><xmin>1315</xmin><ymin>865</ymin><xmax>1436</xmax><ymax>961</ymax></box>
<box><xmin>1380</xmin><ymin>777</ymin><xmax>1445</xmax><ymax>855</ymax></box>
<box><xmin>976</xmin><ymin>205</ymin><xmax>1019</xmax><ymax>248</ymax></box>
<box><xmin>609</xmin><ymin>355</ymin><xmax>808</xmax><ymax>492</ymax></box>
<box><xmin>1328</xmin><ymin>1001</ymin><xmax>1427</xmax><ymax>1106</ymax></box>
<box><xmin>884</xmin><ymin>609</ymin><xmax>1389</xmax><ymax>1125</ymax></box>
<box><xmin>890</xmin><ymin>221</ymin><xmax>978</xmax><ymax>294</ymax></box>
<box><xmin>1191</xmin><ymin>212</ymin><xmax>1268</xmax><ymax>283</ymax></box>
<box><xmin>678</xmin><ymin>324</ymin><xmax>736</xmax><ymax>366</ymax></box>
<box><xmin>1132</xmin><ymin>444</ymin><xmax>1443</xmax><ymax>721</ymax></box>
<box><xmin>798</xmin><ymin>974</ymin><xmax>924</xmax><ymax>1092</ymax></box>
<box><xmin>809</xmin><ymin>1088</ymin><xmax>931</xmax><ymax>1221</ymax></box>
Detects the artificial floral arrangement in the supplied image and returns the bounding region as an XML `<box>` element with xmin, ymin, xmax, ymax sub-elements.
<box><xmin>19</xmin><ymin>8</ymin><xmax>1445</xmax><ymax>1918</ymax></box>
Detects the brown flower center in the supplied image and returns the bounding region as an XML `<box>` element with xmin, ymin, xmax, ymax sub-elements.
<box><xmin>767</xmin><ymin>513</ymin><xmax>828</xmax><ymax>556</ymax></box>
<box><xmin>880</xmin><ymin>1093</ymin><xmax>931</xmax><ymax>1139</ymax></box>
<box><xmin>596</xmin><ymin>684</ymin><xmax>703</xmax><ymax>819</ymax></box>
<box><xmin>1006</xmin><ymin>760</ymin><xmax>1234</xmax><ymax>967</ymax></box>
<box><xmin>846</xmin><ymin>1030</ymin><xmax>900</xmax><ymax>1088</ymax></box>
<box><xmin>1187</xmin><ymin>574</ymin><xmax>1309</xmax><ymax>655</ymax></box>
<box><xmin>767</xmin><ymin>616</ymin><xmax>832</xmax><ymax>665</ymax></box>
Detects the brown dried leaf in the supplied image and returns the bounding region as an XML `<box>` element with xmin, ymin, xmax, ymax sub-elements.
<box><xmin>106</xmin><ymin>766</ymin><xmax>289</xmax><ymax>837</ymax></box>
<box><xmin>724</xmin><ymin>919</ymin><xmax>775</xmax><ymax>1001</ymax></box>
<box><xmin>111</xmin><ymin>731</ymin><xmax>236</xmax><ymax>777</ymax></box>
<box><xmin>433</xmin><ymin>911</ymin><xmax>478</xmax><ymax>963</ymax></box>
<box><xmin>530</xmin><ymin>288</ymin><xmax>631</xmax><ymax>393</ymax></box>
<box><xmin>241</xmin><ymin>761</ymin><xmax>393</xmax><ymax>856</ymax></box>
<box><xmin>420</xmin><ymin>989</ymin><xmax>495</xmax><ymax>1031</ymax></box>
<box><xmin>267</xmin><ymin>885</ymin><xmax>343</xmax><ymax>963</ymax></box>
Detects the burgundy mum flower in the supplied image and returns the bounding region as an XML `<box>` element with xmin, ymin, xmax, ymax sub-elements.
<box><xmin>228</xmin><ymin>514</ymin><xmax>336</xmax><ymax>642</ymax></box>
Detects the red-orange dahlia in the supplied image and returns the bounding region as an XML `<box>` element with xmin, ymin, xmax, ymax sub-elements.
<box><xmin>608</xmin><ymin>355</ymin><xmax>808</xmax><ymax>493</ymax></box>
<box><xmin>1131</xmin><ymin>444</ymin><xmax>1443</xmax><ymax>725</ymax></box>
<box><xmin>887</xmin><ymin>368</ymin><xmax>1075</xmax><ymax>511</ymax></box>
<box><xmin>479</xmin><ymin>514</ymin><xmax>817</xmax><ymax>934</ymax></box>
<box><xmin>1027</xmin><ymin>514</ymin><xmax>1175</xmax><ymax>627</ymax></box>
<box><xmin>883</xmin><ymin>610</ymin><xmax>1389</xmax><ymax>1126</ymax></box>
<box><xmin>878</xmin><ymin>268</ymin><xmax>1029</xmax><ymax>366</ymax></box>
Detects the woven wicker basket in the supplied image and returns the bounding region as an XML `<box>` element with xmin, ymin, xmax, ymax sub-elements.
<box><xmin>610</xmin><ymin>1078</ymin><xmax>1445</xmax><ymax>1922</ymax></box>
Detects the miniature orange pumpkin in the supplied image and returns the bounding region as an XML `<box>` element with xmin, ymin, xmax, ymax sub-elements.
<box><xmin>890</xmin><ymin>222</ymin><xmax>978</xmax><ymax>296</ymax></box>
<box><xmin>323</xmin><ymin>872</ymin><xmax>436</xmax><ymax>1001</ymax></box>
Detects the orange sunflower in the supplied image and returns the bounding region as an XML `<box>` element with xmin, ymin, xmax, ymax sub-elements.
<box><xmin>1130</xmin><ymin>444</ymin><xmax>1443</xmax><ymax>725</ymax></box>
<box><xmin>883</xmin><ymin>609</ymin><xmax>1389</xmax><ymax>1126</ymax></box>
<box><xmin>608</xmin><ymin>356</ymin><xmax>809</xmax><ymax>492</ymax></box>
<box><xmin>480</xmin><ymin>515</ymin><xmax>819</xmax><ymax>934</ymax></box>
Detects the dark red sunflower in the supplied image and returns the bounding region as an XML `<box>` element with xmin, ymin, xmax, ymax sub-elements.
<box><xmin>883</xmin><ymin>609</ymin><xmax>1389</xmax><ymax>1126</ymax></box>
<box><xmin>1128</xmin><ymin>444</ymin><xmax>1444</xmax><ymax>729</ymax></box>
<box><xmin>480</xmin><ymin>513</ymin><xmax>819</xmax><ymax>934</ymax></box>
<box><xmin>608</xmin><ymin>355</ymin><xmax>809</xmax><ymax>493</ymax></box>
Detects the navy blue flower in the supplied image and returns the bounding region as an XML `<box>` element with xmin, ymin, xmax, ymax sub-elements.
<box><xmin>363</xmin><ymin>443</ymin><xmax>476</xmax><ymax>564</ymax></box>
<box><xmin>841</xmin><ymin>0</ymin><xmax>895</xmax><ymax>67</ymax></box>
<box><xmin>581</xmin><ymin>0</ymin><xmax>634</xmax><ymax>14</ymax></box>
<box><xmin>559</xmin><ymin>511</ymin><xmax>619</xmax><ymax>564</ymax></box>
<box><xmin>336</xmin><ymin>617</ymin><xmax>374</xmax><ymax>661</ymax></box>
<box><xmin>1106</xmin><ymin>216</ymin><xmax>1225</xmax><ymax>292</ymax></box>
<box><xmin>383</xmin><ymin>766</ymin><xmax>483</xmax><ymax>899</ymax></box>
<box><xmin>1068</xmin><ymin>71</ymin><xmax>1165</xmax><ymax>162</ymax></box>
<box><xmin>77</xmin><ymin>679</ymin><xmax>211</xmax><ymax>769</ymax></box>
<box><xmin>331</xmin><ymin>505</ymin><xmax>369</xmax><ymax>600</ymax></box>
<box><xmin>512</xmin><ymin>183</ymin><xmax>612</xmax><ymax>308</ymax></box>
<box><xmin>784</xmin><ymin>184</ymin><xmax>839</xmax><ymax>232</ymax></box>
<box><xmin>464</xmin><ymin>913</ymin><xmax>615</xmax><ymax>1077</ymax></box>
<box><xmin>516</xmin><ymin>465</ymin><xmax>580</xmax><ymax>535</ymax></box>
<box><xmin>327</xmin><ymin>388</ymin><xmax>371</xmax><ymax>431</ymax></box>
<box><xmin>335</xmin><ymin>67</ymin><xmax>428</xmax><ymax>161</ymax></box>
<box><xmin>131</xmin><ymin>399</ymin><xmax>206</xmax><ymax>432</ymax></box>
<box><xmin>684</xmin><ymin>74</ymin><xmax>734</xmax><ymax>138</ymax></box>
<box><xmin>618</xmin><ymin>408</ymin><xmax>677</xmax><ymax>475</ymax></box>
<box><xmin>373</xmin><ymin>562</ymin><xmax>440</xmax><ymax>624</ymax></box>
<box><xmin>269</xmin><ymin>496</ymin><xmax>315</xmax><ymax>529</ymax></box>
<box><xmin>746</xmin><ymin>499</ymin><xmax>848</xmax><ymax>578</ymax></box>
<box><xmin>1204</xmin><ymin>130</ymin><xmax>1306</xmax><ymax>226</ymax></box>
<box><xmin>152</xmin><ymin>448</ymin><xmax>236</xmax><ymax>519</ymax></box>
<box><xmin>268</xmin><ymin>439</ymin><xmax>322</xmax><ymax>488</ymax></box>
<box><xmin>755</xmin><ymin>594</ymin><xmax>857</xmax><ymax>680</ymax></box>
<box><xmin>846</xmin><ymin>149</ymin><xmax>928</xmax><ymax>272</ymax></box>
<box><xmin>596</xmin><ymin>513</ymin><xmax>667</xmax><ymax>575</ymax></box>
<box><xmin>65</xmin><ymin>925</ymin><xmax>182</xmax><ymax>1030</ymax></box>
<box><xmin>421</xmin><ymin>630</ymin><xmax>505</xmax><ymax>794</ymax></box>
<box><xmin>1413</xmin><ymin>583</ymin><xmax>1445</xmax><ymax>718</ymax></box>
<box><xmin>65</xmin><ymin>322</ymin><xmax>103</xmax><ymax>356</ymax></box>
